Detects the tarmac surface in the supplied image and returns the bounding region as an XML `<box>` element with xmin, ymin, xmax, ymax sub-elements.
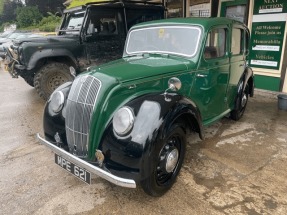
<box><xmin>0</xmin><ymin>68</ymin><xmax>287</xmax><ymax>215</ymax></box>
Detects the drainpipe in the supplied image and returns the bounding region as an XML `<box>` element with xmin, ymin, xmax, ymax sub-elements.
<box><xmin>211</xmin><ymin>0</ymin><xmax>219</xmax><ymax>17</ymax></box>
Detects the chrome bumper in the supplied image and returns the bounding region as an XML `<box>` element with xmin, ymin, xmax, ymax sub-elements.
<box><xmin>36</xmin><ymin>133</ymin><xmax>136</xmax><ymax>188</ymax></box>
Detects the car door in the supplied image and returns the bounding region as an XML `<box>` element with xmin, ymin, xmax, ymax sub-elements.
<box><xmin>226</xmin><ymin>26</ymin><xmax>248</xmax><ymax>109</ymax></box>
<box><xmin>193</xmin><ymin>26</ymin><xmax>230</xmax><ymax>123</ymax></box>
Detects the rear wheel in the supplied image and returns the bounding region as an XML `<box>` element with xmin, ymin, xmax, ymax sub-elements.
<box><xmin>141</xmin><ymin>124</ymin><xmax>186</xmax><ymax>196</ymax></box>
<box><xmin>230</xmin><ymin>83</ymin><xmax>249</xmax><ymax>121</ymax></box>
<box><xmin>34</xmin><ymin>62</ymin><xmax>74</xmax><ymax>100</ymax></box>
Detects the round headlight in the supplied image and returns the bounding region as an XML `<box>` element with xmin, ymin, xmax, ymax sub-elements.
<box><xmin>49</xmin><ymin>91</ymin><xmax>65</xmax><ymax>113</ymax></box>
<box><xmin>113</xmin><ymin>107</ymin><xmax>134</xmax><ymax>136</ymax></box>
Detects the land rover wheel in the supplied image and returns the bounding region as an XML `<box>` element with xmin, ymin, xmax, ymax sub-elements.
<box><xmin>34</xmin><ymin>62</ymin><xmax>74</xmax><ymax>100</ymax></box>
<box><xmin>141</xmin><ymin>124</ymin><xmax>186</xmax><ymax>196</ymax></box>
<box><xmin>230</xmin><ymin>83</ymin><xmax>249</xmax><ymax>121</ymax></box>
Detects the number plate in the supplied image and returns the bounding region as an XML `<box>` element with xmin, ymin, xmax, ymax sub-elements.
<box><xmin>55</xmin><ymin>154</ymin><xmax>91</xmax><ymax>184</ymax></box>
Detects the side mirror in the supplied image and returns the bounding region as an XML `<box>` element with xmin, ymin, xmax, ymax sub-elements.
<box><xmin>168</xmin><ymin>77</ymin><xmax>182</xmax><ymax>91</ymax></box>
<box><xmin>164</xmin><ymin>77</ymin><xmax>182</xmax><ymax>102</ymax></box>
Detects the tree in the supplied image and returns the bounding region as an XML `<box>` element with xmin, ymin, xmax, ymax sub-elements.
<box><xmin>0</xmin><ymin>0</ymin><xmax>23</xmax><ymax>25</ymax></box>
<box><xmin>25</xmin><ymin>0</ymin><xmax>65</xmax><ymax>16</ymax></box>
<box><xmin>16</xmin><ymin>6</ymin><xmax>43</xmax><ymax>28</ymax></box>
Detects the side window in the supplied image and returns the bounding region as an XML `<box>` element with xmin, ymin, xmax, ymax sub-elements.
<box><xmin>231</xmin><ymin>28</ymin><xmax>243</xmax><ymax>55</ymax></box>
<box><xmin>125</xmin><ymin>9</ymin><xmax>163</xmax><ymax>29</ymax></box>
<box><xmin>87</xmin><ymin>9</ymin><xmax>121</xmax><ymax>36</ymax></box>
<box><xmin>204</xmin><ymin>28</ymin><xmax>226</xmax><ymax>59</ymax></box>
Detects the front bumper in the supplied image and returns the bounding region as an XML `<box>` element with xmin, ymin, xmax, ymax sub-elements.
<box><xmin>36</xmin><ymin>133</ymin><xmax>136</xmax><ymax>188</ymax></box>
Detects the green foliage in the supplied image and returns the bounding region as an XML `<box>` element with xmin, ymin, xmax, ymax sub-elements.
<box><xmin>25</xmin><ymin>0</ymin><xmax>65</xmax><ymax>16</ymax></box>
<box><xmin>38</xmin><ymin>13</ymin><xmax>61</xmax><ymax>32</ymax></box>
<box><xmin>0</xmin><ymin>0</ymin><xmax>4</xmax><ymax>15</ymax></box>
<box><xmin>0</xmin><ymin>0</ymin><xmax>23</xmax><ymax>26</ymax></box>
<box><xmin>39</xmin><ymin>14</ymin><xmax>61</xmax><ymax>26</ymax></box>
<box><xmin>39</xmin><ymin>14</ymin><xmax>61</xmax><ymax>32</ymax></box>
<box><xmin>16</xmin><ymin>6</ymin><xmax>43</xmax><ymax>28</ymax></box>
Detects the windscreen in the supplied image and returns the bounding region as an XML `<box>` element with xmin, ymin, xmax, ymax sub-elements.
<box><xmin>126</xmin><ymin>26</ymin><xmax>201</xmax><ymax>57</ymax></box>
<box><xmin>60</xmin><ymin>10</ymin><xmax>85</xmax><ymax>34</ymax></box>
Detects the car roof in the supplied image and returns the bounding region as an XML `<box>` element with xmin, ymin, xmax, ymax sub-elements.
<box><xmin>131</xmin><ymin>17</ymin><xmax>245</xmax><ymax>30</ymax></box>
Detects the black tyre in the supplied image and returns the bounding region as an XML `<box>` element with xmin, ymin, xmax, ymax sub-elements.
<box><xmin>230</xmin><ymin>84</ymin><xmax>249</xmax><ymax>121</ymax></box>
<box><xmin>141</xmin><ymin>124</ymin><xmax>186</xmax><ymax>197</ymax></box>
<box><xmin>34</xmin><ymin>62</ymin><xmax>74</xmax><ymax>100</ymax></box>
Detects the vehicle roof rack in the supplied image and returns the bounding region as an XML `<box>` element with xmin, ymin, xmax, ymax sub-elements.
<box><xmin>85</xmin><ymin>0</ymin><xmax>164</xmax><ymax>6</ymax></box>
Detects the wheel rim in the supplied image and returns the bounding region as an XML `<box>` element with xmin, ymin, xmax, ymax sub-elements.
<box><xmin>46</xmin><ymin>73</ymin><xmax>72</xmax><ymax>94</ymax></box>
<box><xmin>156</xmin><ymin>135</ymin><xmax>181</xmax><ymax>186</ymax></box>
<box><xmin>241</xmin><ymin>93</ymin><xmax>247</xmax><ymax>108</ymax></box>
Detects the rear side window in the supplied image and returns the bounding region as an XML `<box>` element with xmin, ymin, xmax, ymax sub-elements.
<box><xmin>231</xmin><ymin>28</ymin><xmax>244</xmax><ymax>55</ymax></box>
<box><xmin>204</xmin><ymin>28</ymin><xmax>226</xmax><ymax>59</ymax></box>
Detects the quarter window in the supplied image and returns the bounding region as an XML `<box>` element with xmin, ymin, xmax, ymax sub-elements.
<box><xmin>231</xmin><ymin>28</ymin><xmax>243</xmax><ymax>55</ymax></box>
<box><xmin>204</xmin><ymin>28</ymin><xmax>226</xmax><ymax>59</ymax></box>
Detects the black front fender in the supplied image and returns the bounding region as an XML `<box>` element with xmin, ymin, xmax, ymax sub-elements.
<box><xmin>27</xmin><ymin>49</ymin><xmax>79</xmax><ymax>70</ymax></box>
<box><xmin>99</xmin><ymin>93</ymin><xmax>203</xmax><ymax>182</ymax></box>
<box><xmin>43</xmin><ymin>82</ymin><xmax>72</xmax><ymax>146</ymax></box>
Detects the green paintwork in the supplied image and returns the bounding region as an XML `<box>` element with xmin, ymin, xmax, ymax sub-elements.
<box><xmin>83</xmin><ymin>17</ymin><xmax>251</xmax><ymax>159</ymax></box>
<box><xmin>254</xmin><ymin>75</ymin><xmax>280</xmax><ymax>91</ymax></box>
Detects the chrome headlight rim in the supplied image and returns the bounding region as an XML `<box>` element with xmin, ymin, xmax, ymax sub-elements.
<box><xmin>49</xmin><ymin>91</ymin><xmax>65</xmax><ymax>113</ymax></box>
<box><xmin>113</xmin><ymin>106</ymin><xmax>135</xmax><ymax>136</ymax></box>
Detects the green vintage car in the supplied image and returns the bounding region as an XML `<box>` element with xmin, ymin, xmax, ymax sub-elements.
<box><xmin>37</xmin><ymin>17</ymin><xmax>254</xmax><ymax>196</ymax></box>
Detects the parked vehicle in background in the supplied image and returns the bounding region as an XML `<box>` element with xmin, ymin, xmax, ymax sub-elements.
<box><xmin>0</xmin><ymin>33</ymin><xmax>43</xmax><ymax>59</ymax></box>
<box><xmin>5</xmin><ymin>0</ymin><xmax>164</xmax><ymax>100</ymax></box>
<box><xmin>37</xmin><ymin>17</ymin><xmax>254</xmax><ymax>196</ymax></box>
<box><xmin>0</xmin><ymin>31</ymin><xmax>14</xmax><ymax>38</ymax></box>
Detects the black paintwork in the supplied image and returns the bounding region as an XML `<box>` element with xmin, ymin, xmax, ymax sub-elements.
<box><xmin>43</xmin><ymin>90</ymin><xmax>203</xmax><ymax>183</ymax></box>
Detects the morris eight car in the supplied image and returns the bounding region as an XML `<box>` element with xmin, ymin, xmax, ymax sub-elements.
<box><xmin>37</xmin><ymin>17</ymin><xmax>254</xmax><ymax>196</ymax></box>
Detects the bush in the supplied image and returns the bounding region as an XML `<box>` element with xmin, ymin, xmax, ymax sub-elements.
<box><xmin>38</xmin><ymin>14</ymin><xmax>61</xmax><ymax>32</ymax></box>
<box><xmin>16</xmin><ymin>6</ymin><xmax>42</xmax><ymax>28</ymax></box>
<box><xmin>39</xmin><ymin>23</ymin><xmax>58</xmax><ymax>32</ymax></box>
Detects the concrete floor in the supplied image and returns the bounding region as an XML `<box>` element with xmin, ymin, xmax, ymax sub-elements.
<box><xmin>0</xmin><ymin>68</ymin><xmax>287</xmax><ymax>214</ymax></box>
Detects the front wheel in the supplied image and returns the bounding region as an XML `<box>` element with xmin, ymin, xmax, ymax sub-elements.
<box><xmin>141</xmin><ymin>124</ymin><xmax>186</xmax><ymax>196</ymax></box>
<box><xmin>34</xmin><ymin>62</ymin><xmax>74</xmax><ymax>100</ymax></box>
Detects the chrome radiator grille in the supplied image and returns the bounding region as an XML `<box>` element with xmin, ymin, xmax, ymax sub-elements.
<box><xmin>65</xmin><ymin>75</ymin><xmax>101</xmax><ymax>157</ymax></box>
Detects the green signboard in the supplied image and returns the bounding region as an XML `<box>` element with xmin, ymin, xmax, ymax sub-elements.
<box><xmin>249</xmin><ymin>0</ymin><xmax>287</xmax><ymax>70</ymax></box>
<box><xmin>250</xmin><ymin>22</ymin><xmax>285</xmax><ymax>69</ymax></box>
<box><xmin>253</xmin><ymin>0</ymin><xmax>287</xmax><ymax>15</ymax></box>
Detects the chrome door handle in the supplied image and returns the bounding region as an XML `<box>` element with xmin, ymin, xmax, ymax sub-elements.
<box><xmin>196</xmin><ymin>74</ymin><xmax>207</xmax><ymax>78</ymax></box>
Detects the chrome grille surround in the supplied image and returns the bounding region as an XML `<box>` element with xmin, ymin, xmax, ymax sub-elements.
<box><xmin>65</xmin><ymin>75</ymin><xmax>101</xmax><ymax>157</ymax></box>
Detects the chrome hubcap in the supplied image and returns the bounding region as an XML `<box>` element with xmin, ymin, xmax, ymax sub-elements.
<box><xmin>241</xmin><ymin>94</ymin><xmax>247</xmax><ymax>108</ymax></box>
<box><xmin>165</xmin><ymin>149</ymin><xmax>179</xmax><ymax>173</ymax></box>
